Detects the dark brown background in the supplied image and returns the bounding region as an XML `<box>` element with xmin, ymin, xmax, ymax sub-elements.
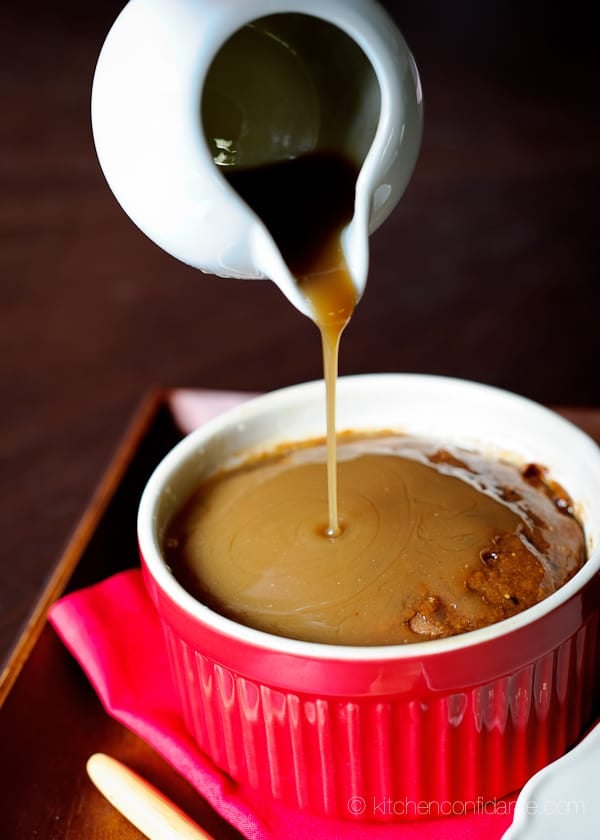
<box><xmin>2</xmin><ymin>0</ymin><xmax>599</xmax><ymax>670</ymax></box>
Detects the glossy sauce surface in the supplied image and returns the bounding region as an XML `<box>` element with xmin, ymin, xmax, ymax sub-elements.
<box><xmin>165</xmin><ymin>435</ymin><xmax>586</xmax><ymax>645</ymax></box>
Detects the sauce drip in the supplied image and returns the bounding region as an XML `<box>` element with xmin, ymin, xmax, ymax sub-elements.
<box><xmin>224</xmin><ymin>152</ymin><xmax>358</xmax><ymax>536</ymax></box>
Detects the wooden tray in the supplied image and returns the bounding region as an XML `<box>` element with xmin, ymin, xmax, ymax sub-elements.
<box><xmin>1</xmin><ymin>390</ymin><xmax>598</xmax><ymax>839</ymax></box>
<box><xmin>0</xmin><ymin>390</ymin><xmax>245</xmax><ymax>839</ymax></box>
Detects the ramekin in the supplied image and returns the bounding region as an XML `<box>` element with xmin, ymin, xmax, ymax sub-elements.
<box><xmin>138</xmin><ymin>374</ymin><xmax>600</xmax><ymax>822</ymax></box>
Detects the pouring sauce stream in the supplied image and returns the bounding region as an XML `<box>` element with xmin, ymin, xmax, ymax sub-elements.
<box><xmin>224</xmin><ymin>152</ymin><xmax>358</xmax><ymax>536</ymax></box>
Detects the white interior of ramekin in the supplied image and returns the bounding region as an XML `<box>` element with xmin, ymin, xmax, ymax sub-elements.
<box><xmin>138</xmin><ymin>374</ymin><xmax>600</xmax><ymax>661</ymax></box>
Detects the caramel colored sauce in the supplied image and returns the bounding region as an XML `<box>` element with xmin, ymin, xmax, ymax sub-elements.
<box><xmin>298</xmin><ymin>236</ymin><xmax>356</xmax><ymax>536</ymax></box>
<box><xmin>165</xmin><ymin>436</ymin><xmax>586</xmax><ymax>645</ymax></box>
<box><xmin>224</xmin><ymin>152</ymin><xmax>358</xmax><ymax>535</ymax></box>
<box><xmin>178</xmin><ymin>156</ymin><xmax>588</xmax><ymax>646</ymax></box>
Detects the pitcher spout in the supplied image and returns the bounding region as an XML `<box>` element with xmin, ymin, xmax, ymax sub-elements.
<box><xmin>204</xmin><ymin>5</ymin><xmax>422</xmax><ymax>319</ymax></box>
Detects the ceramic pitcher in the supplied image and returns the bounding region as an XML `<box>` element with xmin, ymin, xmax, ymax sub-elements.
<box><xmin>91</xmin><ymin>0</ymin><xmax>423</xmax><ymax>317</ymax></box>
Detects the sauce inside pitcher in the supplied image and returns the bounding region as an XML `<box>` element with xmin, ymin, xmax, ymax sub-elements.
<box><xmin>202</xmin><ymin>14</ymin><xmax>379</xmax><ymax>534</ymax></box>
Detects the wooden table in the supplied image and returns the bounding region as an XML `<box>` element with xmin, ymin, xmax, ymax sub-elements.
<box><xmin>1</xmin><ymin>1</ymin><xmax>599</xmax><ymax>834</ymax></box>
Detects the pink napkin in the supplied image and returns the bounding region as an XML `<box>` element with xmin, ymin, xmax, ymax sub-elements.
<box><xmin>49</xmin><ymin>569</ymin><xmax>516</xmax><ymax>839</ymax></box>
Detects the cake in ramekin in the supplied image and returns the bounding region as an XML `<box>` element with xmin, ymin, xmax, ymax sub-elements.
<box><xmin>139</xmin><ymin>375</ymin><xmax>600</xmax><ymax>821</ymax></box>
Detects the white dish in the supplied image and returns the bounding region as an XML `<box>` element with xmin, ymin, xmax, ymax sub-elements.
<box><xmin>503</xmin><ymin>723</ymin><xmax>600</xmax><ymax>839</ymax></box>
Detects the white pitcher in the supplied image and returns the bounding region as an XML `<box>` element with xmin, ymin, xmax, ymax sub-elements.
<box><xmin>91</xmin><ymin>0</ymin><xmax>423</xmax><ymax>318</ymax></box>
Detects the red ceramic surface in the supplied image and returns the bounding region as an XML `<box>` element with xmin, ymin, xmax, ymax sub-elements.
<box><xmin>139</xmin><ymin>375</ymin><xmax>600</xmax><ymax>821</ymax></box>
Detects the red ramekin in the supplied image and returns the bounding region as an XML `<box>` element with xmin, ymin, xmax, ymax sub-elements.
<box><xmin>138</xmin><ymin>375</ymin><xmax>600</xmax><ymax>821</ymax></box>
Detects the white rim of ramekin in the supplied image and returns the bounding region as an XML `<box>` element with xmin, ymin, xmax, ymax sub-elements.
<box><xmin>138</xmin><ymin>374</ymin><xmax>600</xmax><ymax>662</ymax></box>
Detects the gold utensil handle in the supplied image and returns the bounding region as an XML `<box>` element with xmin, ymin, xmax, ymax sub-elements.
<box><xmin>86</xmin><ymin>753</ymin><xmax>215</xmax><ymax>840</ymax></box>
